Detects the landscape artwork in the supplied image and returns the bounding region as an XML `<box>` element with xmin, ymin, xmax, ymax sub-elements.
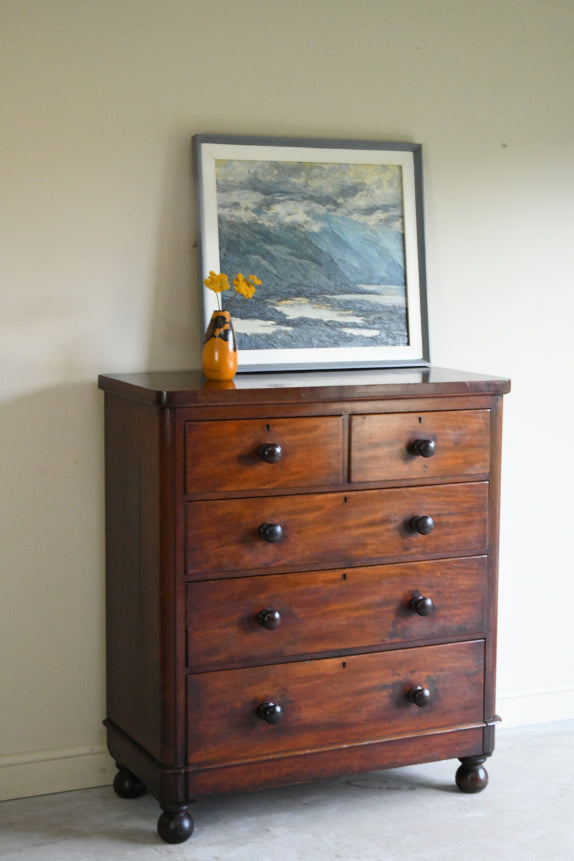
<box><xmin>214</xmin><ymin>158</ymin><xmax>410</xmax><ymax>353</ymax></box>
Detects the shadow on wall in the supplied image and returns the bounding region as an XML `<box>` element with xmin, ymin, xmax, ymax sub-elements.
<box><xmin>145</xmin><ymin>134</ymin><xmax>201</xmax><ymax>373</ymax></box>
<box><xmin>0</xmin><ymin>382</ymin><xmax>107</xmax><ymax>755</ymax></box>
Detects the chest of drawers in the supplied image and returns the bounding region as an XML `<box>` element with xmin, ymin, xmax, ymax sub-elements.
<box><xmin>99</xmin><ymin>367</ymin><xmax>509</xmax><ymax>843</ymax></box>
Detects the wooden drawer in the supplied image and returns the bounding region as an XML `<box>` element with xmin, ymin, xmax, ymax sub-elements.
<box><xmin>186</xmin><ymin>557</ymin><xmax>488</xmax><ymax>670</ymax></box>
<box><xmin>186</xmin><ymin>482</ymin><xmax>489</xmax><ymax>577</ymax></box>
<box><xmin>185</xmin><ymin>416</ymin><xmax>343</xmax><ymax>493</ymax></box>
<box><xmin>350</xmin><ymin>410</ymin><xmax>490</xmax><ymax>483</ymax></box>
<box><xmin>186</xmin><ymin>640</ymin><xmax>485</xmax><ymax>766</ymax></box>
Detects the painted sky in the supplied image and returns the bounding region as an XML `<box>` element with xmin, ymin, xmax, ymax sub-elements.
<box><xmin>214</xmin><ymin>159</ymin><xmax>405</xmax><ymax>234</ymax></box>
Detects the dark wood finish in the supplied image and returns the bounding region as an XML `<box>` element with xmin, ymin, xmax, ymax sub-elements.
<box><xmin>350</xmin><ymin>409</ymin><xmax>490</xmax><ymax>483</ymax></box>
<box><xmin>157</xmin><ymin>806</ymin><xmax>194</xmax><ymax>843</ymax></box>
<box><xmin>98</xmin><ymin>367</ymin><xmax>510</xmax><ymax>407</ymax></box>
<box><xmin>455</xmin><ymin>755</ymin><xmax>489</xmax><ymax>793</ymax></box>
<box><xmin>259</xmin><ymin>442</ymin><xmax>283</xmax><ymax>463</ymax></box>
<box><xmin>408</xmin><ymin>438</ymin><xmax>436</xmax><ymax>458</ymax></box>
<box><xmin>185</xmin><ymin>416</ymin><xmax>343</xmax><ymax>493</ymax></box>
<box><xmin>113</xmin><ymin>765</ymin><xmax>146</xmax><ymax>799</ymax></box>
<box><xmin>186</xmin><ymin>482</ymin><xmax>488</xmax><ymax>577</ymax></box>
<box><xmin>408</xmin><ymin>685</ymin><xmax>432</xmax><ymax>707</ymax></box>
<box><xmin>410</xmin><ymin>514</ymin><xmax>435</xmax><ymax>535</ymax></box>
<box><xmin>103</xmin><ymin>397</ymin><xmax>166</xmax><ymax>762</ymax></box>
<box><xmin>187</xmin><ymin>726</ymin><xmax>487</xmax><ymax>797</ymax></box>
<box><xmin>256</xmin><ymin>608</ymin><xmax>282</xmax><ymax>630</ymax></box>
<box><xmin>258</xmin><ymin>521</ymin><xmax>285</xmax><ymax>544</ymax></box>
<box><xmin>186</xmin><ymin>641</ymin><xmax>484</xmax><ymax>766</ymax></box>
<box><xmin>99</xmin><ymin>367</ymin><xmax>509</xmax><ymax>842</ymax></box>
<box><xmin>409</xmin><ymin>592</ymin><xmax>435</xmax><ymax>616</ymax></box>
<box><xmin>185</xmin><ymin>557</ymin><xmax>488</xmax><ymax>670</ymax></box>
<box><xmin>105</xmin><ymin>717</ymin><xmax>485</xmax><ymax>799</ymax></box>
<box><xmin>258</xmin><ymin>702</ymin><xmax>283</xmax><ymax>725</ymax></box>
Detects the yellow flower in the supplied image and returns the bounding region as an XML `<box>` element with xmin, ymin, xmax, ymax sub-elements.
<box><xmin>204</xmin><ymin>270</ymin><xmax>260</xmax><ymax>309</ymax></box>
<box><xmin>204</xmin><ymin>271</ymin><xmax>230</xmax><ymax>293</ymax></box>
<box><xmin>232</xmin><ymin>272</ymin><xmax>258</xmax><ymax>299</ymax></box>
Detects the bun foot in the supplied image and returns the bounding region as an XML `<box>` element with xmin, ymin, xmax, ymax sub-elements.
<box><xmin>455</xmin><ymin>755</ymin><xmax>489</xmax><ymax>793</ymax></box>
<box><xmin>112</xmin><ymin>765</ymin><xmax>146</xmax><ymax>799</ymax></box>
<box><xmin>157</xmin><ymin>805</ymin><xmax>194</xmax><ymax>844</ymax></box>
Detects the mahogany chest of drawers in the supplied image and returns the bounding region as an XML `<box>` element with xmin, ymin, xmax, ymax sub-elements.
<box><xmin>98</xmin><ymin>367</ymin><xmax>510</xmax><ymax>843</ymax></box>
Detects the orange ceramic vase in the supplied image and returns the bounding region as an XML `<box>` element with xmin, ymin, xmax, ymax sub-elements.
<box><xmin>201</xmin><ymin>310</ymin><xmax>238</xmax><ymax>381</ymax></box>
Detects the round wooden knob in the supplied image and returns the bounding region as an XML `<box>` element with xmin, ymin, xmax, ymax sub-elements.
<box><xmin>257</xmin><ymin>608</ymin><xmax>282</xmax><ymax>630</ymax></box>
<box><xmin>258</xmin><ymin>702</ymin><xmax>282</xmax><ymax>724</ymax></box>
<box><xmin>408</xmin><ymin>686</ymin><xmax>432</xmax><ymax>707</ymax></box>
<box><xmin>258</xmin><ymin>522</ymin><xmax>284</xmax><ymax>543</ymax></box>
<box><xmin>408</xmin><ymin>438</ymin><xmax>436</xmax><ymax>458</ymax></box>
<box><xmin>410</xmin><ymin>514</ymin><xmax>434</xmax><ymax>535</ymax></box>
<box><xmin>409</xmin><ymin>594</ymin><xmax>434</xmax><ymax>616</ymax></box>
<box><xmin>259</xmin><ymin>443</ymin><xmax>282</xmax><ymax>463</ymax></box>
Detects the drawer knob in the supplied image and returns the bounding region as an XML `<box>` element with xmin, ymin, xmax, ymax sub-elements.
<box><xmin>258</xmin><ymin>701</ymin><xmax>283</xmax><ymax>724</ymax></box>
<box><xmin>408</xmin><ymin>686</ymin><xmax>432</xmax><ymax>707</ymax></box>
<box><xmin>257</xmin><ymin>608</ymin><xmax>282</xmax><ymax>630</ymax></box>
<box><xmin>408</xmin><ymin>438</ymin><xmax>436</xmax><ymax>458</ymax></box>
<box><xmin>410</xmin><ymin>514</ymin><xmax>434</xmax><ymax>535</ymax></box>
<box><xmin>258</xmin><ymin>522</ymin><xmax>284</xmax><ymax>543</ymax></box>
<box><xmin>259</xmin><ymin>443</ymin><xmax>283</xmax><ymax>463</ymax></box>
<box><xmin>409</xmin><ymin>593</ymin><xmax>435</xmax><ymax>616</ymax></box>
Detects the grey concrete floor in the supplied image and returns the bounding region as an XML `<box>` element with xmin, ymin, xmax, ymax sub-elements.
<box><xmin>1</xmin><ymin>721</ymin><xmax>572</xmax><ymax>860</ymax></box>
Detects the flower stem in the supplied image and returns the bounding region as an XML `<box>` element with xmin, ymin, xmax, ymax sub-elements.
<box><xmin>224</xmin><ymin>292</ymin><xmax>238</xmax><ymax>312</ymax></box>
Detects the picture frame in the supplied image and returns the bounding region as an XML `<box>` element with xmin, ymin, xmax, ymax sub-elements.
<box><xmin>193</xmin><ymin>134</ymin><xmax>430</xmax><ymax>372</ymax></box>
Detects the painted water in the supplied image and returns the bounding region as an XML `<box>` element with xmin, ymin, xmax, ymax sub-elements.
<box><xmin>232</xmin><ymin>284</ymin><xmax>408</xmax><ymax>350</ymax></box>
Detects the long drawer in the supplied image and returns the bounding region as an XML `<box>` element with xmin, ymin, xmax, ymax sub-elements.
<box><xmin>186</xmin><ymin>482</ymin><xmax>489</xmax><ymax>577</ymax></box>
<box><xmin>186</xmin><ymin>640</ymin><xmax>485</xmax><ymax>765</ymax></box>
<box><xmin>186</xmin><ymin>557</ymin><xmax>488</xmax><ymax>670</ymax></box>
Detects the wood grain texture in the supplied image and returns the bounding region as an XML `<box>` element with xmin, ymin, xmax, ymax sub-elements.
<box><xmin>185</xmin><ymin>415</ymin><xmax>343</xmax><ymax>493</ymax></box>
<box><xmin>98</xmin><ymin>367</ymin><xmax>508</xmax><ymax>833</ymax></box>
<box><xmin>186</xmin><ymin>640</ymin><xmax>485</xmax><ymax>765</ymax></box>
<box><xmin>484</xmin><ymin>398</ymin><xmax>504</xmax><ymax>724</ymax></box>
<box><xmin>350</xmin><ymin>409</ymin><xmax>490</xmax><ymax>482</ymax></box>
<box><xmin>186</xmin><ymin>482</ymin><xmax>489</xmax><ymax>577</ymax></box>
<box><xmin>186</xmin><ymin>557</ymin><xmax>488</xmax><ymax>670</ymax></box>
<box><xmin>103</xmin><ymin>396</ymin><xmax>164</xmax><ymax>761</ymax></box>
<box><xmin>187</xmin><ymin>726</ymin><xmax>486</xmax><ymax>797</ymax></box>
<box><xmin>98</xmin><ymin>367</ymin><xmax>510</xmax><ymax>407</ymax></box>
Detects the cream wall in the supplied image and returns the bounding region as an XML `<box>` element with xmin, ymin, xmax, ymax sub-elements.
<box><xmin>1</xmin><ymin>0</ymin><xmax>573</xmax><ymax>800</ymax></box>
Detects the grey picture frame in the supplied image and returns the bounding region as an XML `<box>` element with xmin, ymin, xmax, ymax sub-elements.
<box><xmin>193</xmin><ymin>134</ymin><xmax>430</xmax><ymax>373</ymax></box>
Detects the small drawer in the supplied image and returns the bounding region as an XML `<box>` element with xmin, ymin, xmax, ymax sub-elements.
<box><xmin>350</xmin><ymin>410</ymin><xmax>490</xmax><ymax>483</ymax></box>
<box><xmin>186</xmin><ymin>482</ymin><xmax>489</xmax><ymax>577</ymax></box>
<box><xmin>186</xmin><ymin>640</ymin><xmax>485</xmax><ymax>766</ymax></box>
<box><xmin>186</xmin><ymin>557</ymin><xmax>488</xmax><ymax>670</ymax></box>
<box><xmin>185</xmin><ymin>416</ymin><xmax>343</xmax><ymax>494</ymax></box>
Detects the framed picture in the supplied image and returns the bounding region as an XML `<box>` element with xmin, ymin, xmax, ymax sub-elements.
<box><xmin>193</xmin><ymin>135</ymin><xmax>430</xmax><ymax>372</ymax></box>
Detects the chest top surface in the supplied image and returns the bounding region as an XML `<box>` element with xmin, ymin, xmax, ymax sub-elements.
<box><xmin>98</xmin><ymin>366</ymin><xmax>510</xmax><ymax>407</ymax></box>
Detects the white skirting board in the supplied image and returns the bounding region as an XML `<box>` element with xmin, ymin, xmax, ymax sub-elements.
<box><xmin>0</xmin><ymin>745</ymin><xmax>115</xmax><ymax>802</ymax></box>
<box><xmin>497</xmin><ymin>688</ymin><xmax>574</xmax><ymax>729</ymax></box>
